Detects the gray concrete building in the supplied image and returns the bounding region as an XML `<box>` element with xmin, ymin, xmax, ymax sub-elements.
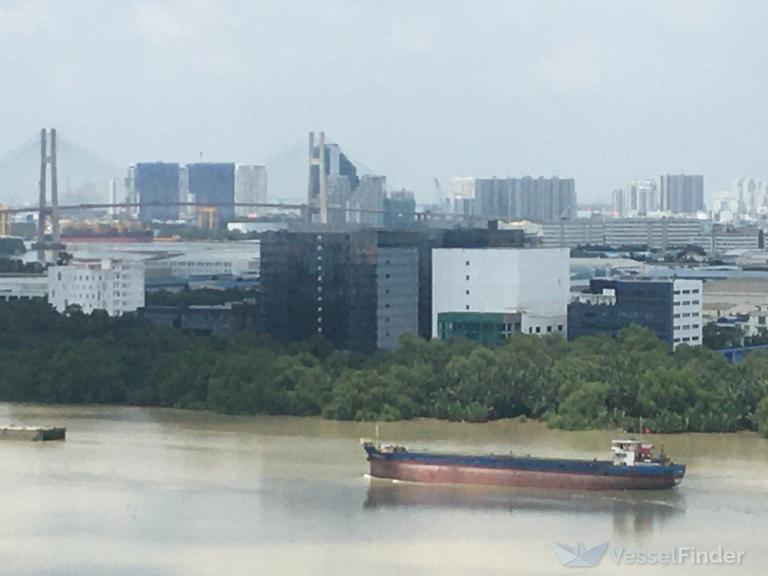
<box><xmin>660</xmin><ymin>174</ymin><xmax>705</xmax><ymax>214</ymax></box>
<box><xmin>376</xmin><ymin>247</ymin><xmax>419</xmax><ymax>349</ymax></box>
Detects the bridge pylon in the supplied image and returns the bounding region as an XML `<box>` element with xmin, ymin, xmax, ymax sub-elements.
<box><xmin>33</xmin><ymin>128</ymin><xmax>65</xmax><ymax>250</ymax></box>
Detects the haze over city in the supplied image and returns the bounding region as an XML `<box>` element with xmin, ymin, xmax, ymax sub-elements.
<box><xmin>3</xmin><ymin>0</ymin><xmax>768</xmax><ymax>203</ymax></box>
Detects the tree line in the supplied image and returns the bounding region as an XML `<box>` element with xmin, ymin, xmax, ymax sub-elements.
<box><xmin>1</xmin><ymin>300</ymin><xmax>768</xmax><ymax>435</ymax></box>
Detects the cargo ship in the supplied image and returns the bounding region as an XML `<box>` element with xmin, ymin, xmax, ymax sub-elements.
<box><xmin>61</xmin><ymin>228</ymin><xmax>153</xmax><ymax>243</ymax></box>
<box><xmin>362</xmin><ymin>439</ymin><xmax>685</xmax><ymax>490</ymax></box>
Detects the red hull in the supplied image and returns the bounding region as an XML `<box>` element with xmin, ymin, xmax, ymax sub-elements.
<box><xmin>370</xmin><ymin>459</ymin><xmax>678</xmax><ymax>491</ymax></box>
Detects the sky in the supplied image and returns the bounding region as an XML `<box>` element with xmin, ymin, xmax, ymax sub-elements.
<box><xmin>2</xmin><ymin>0</ymin><xmax>768</xmax><ymax>204</ymax></box>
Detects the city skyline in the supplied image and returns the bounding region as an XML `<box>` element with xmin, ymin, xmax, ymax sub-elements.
<box><xmin>3</xmin><ymin>1</ymin><xmax>768</xmax><ymax>204</ymax></box>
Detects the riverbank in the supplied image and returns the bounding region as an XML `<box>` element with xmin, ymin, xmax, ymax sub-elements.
<box><xmin>1</xmin><ymin>300</ymin><xmax>768</xmax><ymax>435</ymax></box>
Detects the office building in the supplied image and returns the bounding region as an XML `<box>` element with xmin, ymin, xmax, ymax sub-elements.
<box><xmin>235</xmin><ymin>165</ymin><xmax>268</xmax><ymax>218</ymax></box>
<box><xmin>432</xmin><ymin>246</ymin><xmax>570</xmax><ymax>341</ymax></box>
<box><xmin>660</xmin><ymin>174</ymin><xmax>705</xmax><ymax>214</ymax></box>
<box><xmin>568</xmin><ymin>278</ymin><xmax>703</xmax><ymax>349</ymax></box>
<box><xmin>187</xmin><ymin>163</ymin><xmax>236</xmax><ymax>222</ymax></box>
<box><xmin>135</xmin><ymin>162</ymin><xmax>180</xmax><ymax>222</ymax></box>
<box><xmin>48</xmin><ymin>258</ymin><xmax>145</xmax><ymax>317</ymax></box>
<box><xmin>260</xmin><ymin>226</ymin><xmax>526</xmax><ymax>351</ymax></box>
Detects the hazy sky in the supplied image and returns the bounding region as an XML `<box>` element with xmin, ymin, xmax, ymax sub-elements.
<box><xmin>2</xmin><ymin>0</ymin><xmax>768</xmax><ymax>203</ymax></box>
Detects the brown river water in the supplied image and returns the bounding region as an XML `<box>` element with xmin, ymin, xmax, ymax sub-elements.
<box><xmin>0</xmin><ymin>404</ymin><xmax>766</xmax><ymax>575</ymax></box>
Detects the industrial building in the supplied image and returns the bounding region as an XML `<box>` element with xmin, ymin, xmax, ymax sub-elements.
<box><xmin>135</xmin><ymin>162</ymin><xmax>181</xmax><ymax>222</ymax></box>
<box><xmin>0</xmin><ymin>276</ymin><xmax>48</xmax><ymax>301</ymax></box>
<box><xmin>432</xmin><ymin>246</ymin><xmax>570</xmax><ymax>341</ymax></box>
<box><xmin>47</xmin><ymin>258</ymin><xmax>145</xmax><ymax>316</ymax></box>
<box><xmin>568</xmin><ymin>278</ymin><xmax>703</xmax><ymax>349</ymax></box>
<box><xmin>542</xmin><ymin>218</ymin><xmax>706</xmax><ymax>251</ymax></box>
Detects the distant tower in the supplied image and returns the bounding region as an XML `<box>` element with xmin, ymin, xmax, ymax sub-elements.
<box><xmin>308</xmin><ymin>131</ymin><xmax>328</xmax><ymax>224</ymax></box>
<box><xmin>36</xmin><ymin>128</ymin><xmax>62</xmax><ymax>247</ymax></box>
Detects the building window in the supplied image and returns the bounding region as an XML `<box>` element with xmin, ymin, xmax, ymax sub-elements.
<box><xmin>673</xmin><ymin>313</ymin><xmax>680</xmax><ymax>318</ymax></box>
<box><xmin>465</xmin><ymin>289</ymin><xmax>470</xmax><ymax>295</ymax></box>
<box><xmin>465</xmin><ymin>305</ymin><xmax>470</xmax><ymax>310</ymax></box>
<box><xmin>465</xmin><ymin>275</ymin><xmax>470</xmax><ymax>281</ymax></box>
<box><xmin>692</xmin><ymin>300</ymin><xmax>700</xmax><ymax>305</ymax></box>
<box><xmin>558</xmin><ymin>324</ymin><xmax>563</xmax><ymax>331</ymax></box>
<box><xmin>547</xmin><ymin>326</ymin><xmax>552</xmax><ymax>332</ymax></box>
<box><xmin>673</xmin><ymin>290</ymin><xmax>681</xmax><ymax>295</ymax></box>
<box><xmin>465</xmin><ymin>260</ymin><xmax>470</xmax><ymax>266</ymax></box>
<box><xmin>528</xmin><ymin>327</ymin><xmax>533</xmax><ymax>334</ymax></box>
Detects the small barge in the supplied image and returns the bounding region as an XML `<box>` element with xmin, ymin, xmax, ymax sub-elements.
<box><xmin>362</xmin><ymin>439</ymin><xmax>685</xmax><ymax>491</ymax></box>
<box><xmin>0</xmin><ymin>426</ymin><xmax>66</xmax><ymax>442</ymax></box>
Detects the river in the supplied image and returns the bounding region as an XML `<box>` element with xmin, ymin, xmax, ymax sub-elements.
<box><xmin>0</xmin><ymin>404</ymin><xmax>765</xmax><ymax>575</ymax></box>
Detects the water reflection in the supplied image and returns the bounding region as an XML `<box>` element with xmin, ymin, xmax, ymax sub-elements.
<box><xmin>364</xmin><ymin>478</ymin><xmax>685</xmax><ymax>536</ymax></box>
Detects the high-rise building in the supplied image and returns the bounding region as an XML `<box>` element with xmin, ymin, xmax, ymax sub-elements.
<box><xmin>432</xmin><ymin>247</ymin><xmax>570</xmax><ymax>341</ymax></box>
<box><xmin>450</xmin><ymin>177</ymin><xmax>576</xmax><ymax>222</ymax></box>
<box><xmin>135</xmin><ymin>162</ymin><xmax>181</xmax><ymax>222</ymax></box>
<box><xmin>660</xmin><ymin>174</ymin><xmax>704</xmax><ymax>214</ymax></box>
<box><xmin>235</xmin><ymin>165</ymin><xmax>268</xmax><ymax>218</ymax></box>
<box><xmin>48</xmin><ymin>258</ymin><xmax>145</xmax><ymax>317</ymax></box>
<box><xmin>613</xmin><ymin>180</ymin><xmax>659</xmax><ymax>217</ymax></box>
<box><xmin>348</xmin><ymin>175</ymin><xmax>386</xmax><ymax>226</ymax></box>
<box><xmin>568</xmin><ymin>278</ymin><xmax>703</xmax><ymax>349</ymax></box>
<box><xmin>187</xmin><ymin>163</ymin><xmax>236</xmax><ymax>222</ymax></box>
<box><xmin>732</xmin><ymin>178</ymin><xmax>768</xmax><ymax>217</ymax></box>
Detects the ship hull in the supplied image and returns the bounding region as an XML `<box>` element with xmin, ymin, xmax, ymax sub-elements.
<box><xmin>370</xmin><ymin>459</ymin><xmax>680</xmax><ymax>490</ymax></box>
<box><xmin>364</xmin><ymin>444</ymin><xmax>685</xmax><ymax>491</ymax></box>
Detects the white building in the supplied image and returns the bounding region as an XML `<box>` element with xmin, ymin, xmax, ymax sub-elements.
<box><xmin>48</xmin><ymin>258</ymin><xmax>145</xmax><ymax>316</ymax></box>
<box><xmin>672</xmin><ymin>279</ymin><xmax>704</xmax><ymax>348</ymax></box>
<box><xmin>0</xmin><ymin>276</ymin><xmax>48</xmax><ymax>301</ymax></box>
<box><xmin>612</xmin><ymin>179</ymin><xmax>659</xmax><ymax>217</ymax></box>
<box><xmin>235</xmin><ymin>165</ymin><xmax>268</xmax><ymax>217</ymax></box>
<box><xmin>144</xmin><ymin>252</ymin><xmax>258</xmax><ymax>278</ymax></box>
<box><xmin>432</xmin><ymin>247</ymin><xmax>570</xmax><ymax>338</ymax></box>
